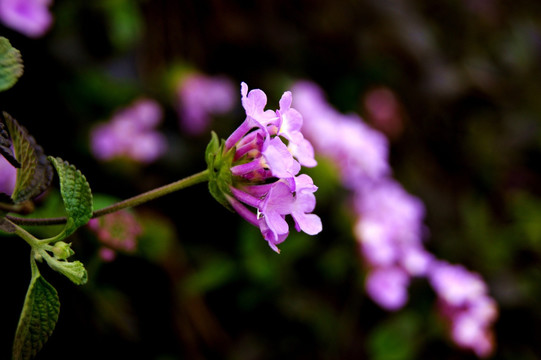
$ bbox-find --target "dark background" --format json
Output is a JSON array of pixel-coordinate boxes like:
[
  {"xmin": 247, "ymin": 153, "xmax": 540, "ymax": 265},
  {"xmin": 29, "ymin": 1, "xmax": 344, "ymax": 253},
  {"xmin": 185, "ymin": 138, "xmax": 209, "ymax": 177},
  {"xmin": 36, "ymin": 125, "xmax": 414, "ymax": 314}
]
[{"xmin": 2, "ymin": 0, "xmax": 541, "ymax": 359}]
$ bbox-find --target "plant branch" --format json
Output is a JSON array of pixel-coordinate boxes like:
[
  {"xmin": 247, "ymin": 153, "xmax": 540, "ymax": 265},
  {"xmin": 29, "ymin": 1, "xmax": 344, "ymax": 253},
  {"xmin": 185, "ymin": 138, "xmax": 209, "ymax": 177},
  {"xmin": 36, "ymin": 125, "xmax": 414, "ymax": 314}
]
[{"xmin": 6, "ymin": 169, "xmax": 209, "ymax": 226}]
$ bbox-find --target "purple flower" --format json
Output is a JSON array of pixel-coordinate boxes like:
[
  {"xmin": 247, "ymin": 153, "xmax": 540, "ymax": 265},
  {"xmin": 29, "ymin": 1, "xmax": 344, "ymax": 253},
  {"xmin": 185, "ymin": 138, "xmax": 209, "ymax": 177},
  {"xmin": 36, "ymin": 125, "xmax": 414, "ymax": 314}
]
[
  {"xmin": 261, "ymin": 136, "xmax": 301, "ymax": 178},
  {"xmin": 290, "ymin": 174, "xmax": 321, "ymax": 235},
  {"xmin": 208, "ymin": 82, "xmax": 321, "ymax": 253},
  {"xmin": 90, "ymin": 98, "xmax": 167, "ymax": 164},
  {"xmin": 257, "ymin": 181, "xmax": 294, "ymax": 249},
  {"xmin": 177, "ymin": 73, "xmax": 236, "ymax": 135},
  {"xmin": 240, "ymin": 82, "xmax": 278, "ymax": 127},
  {"xmin": 0, "ymin": 154, "xmax": 16, "ymax": 195},
  {"xmin": 0, "ymin": 0, "xmax": 53, "ymax": 38}
]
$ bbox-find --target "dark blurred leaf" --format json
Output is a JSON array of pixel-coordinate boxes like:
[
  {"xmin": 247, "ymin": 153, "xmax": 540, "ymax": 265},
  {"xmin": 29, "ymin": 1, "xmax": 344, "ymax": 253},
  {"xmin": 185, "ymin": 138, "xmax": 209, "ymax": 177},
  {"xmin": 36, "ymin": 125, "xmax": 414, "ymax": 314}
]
[
  {"xmin": 0, "ymin": 36, "xmax": 23, "ymax": 92},
  {"xmin": 183, "ymin": 255, "xmax": 236, "ymax": 294},
  {"xmin": 368, "ymin": 311, "xmax": 422, "ymax": 360},
  {"xmin": 136, "ymin": 211, "xmax": 178, "ymax": 263},
  {"xmin": 101, "ymin": 0, "xmax": 143, "ymax": 51},
  {"xmin": 0, "ymin": 120, "xmax": 19, "ymax": 167},
  {"xmin": 3, "ymin": 113, "xmax": 53, "ymax": 204}
]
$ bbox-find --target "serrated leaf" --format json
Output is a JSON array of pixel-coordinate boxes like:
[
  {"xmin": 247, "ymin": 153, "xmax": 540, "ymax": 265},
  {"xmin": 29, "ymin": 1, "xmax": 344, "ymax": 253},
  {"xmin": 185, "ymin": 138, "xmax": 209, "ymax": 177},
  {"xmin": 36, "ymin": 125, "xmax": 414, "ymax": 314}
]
[
  {"xmin": 0, "ymin": 37, "xmax": 23, "ymax": 92},
  {"xmin": 3, "ymin": 113, "xmax": 53, "ymax": 204},
  {"xmin": 0, "ymin": 120, "xmax": 20, "ymax": 167},
  {"xmin": 13, "ymin": 257, "xmax": 60, "ymax": 360},
  {"xmin": 48, "ymin": 157, "xmax": 93, "ymax": 237}
]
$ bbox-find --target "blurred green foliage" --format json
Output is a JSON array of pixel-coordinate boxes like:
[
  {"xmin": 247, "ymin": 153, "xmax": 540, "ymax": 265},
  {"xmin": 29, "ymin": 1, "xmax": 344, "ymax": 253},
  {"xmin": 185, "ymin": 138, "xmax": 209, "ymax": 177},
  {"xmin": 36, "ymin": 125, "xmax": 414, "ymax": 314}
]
[{"xmin": 2, "ymin": 0, "xmax": 541, "ymax": 359}]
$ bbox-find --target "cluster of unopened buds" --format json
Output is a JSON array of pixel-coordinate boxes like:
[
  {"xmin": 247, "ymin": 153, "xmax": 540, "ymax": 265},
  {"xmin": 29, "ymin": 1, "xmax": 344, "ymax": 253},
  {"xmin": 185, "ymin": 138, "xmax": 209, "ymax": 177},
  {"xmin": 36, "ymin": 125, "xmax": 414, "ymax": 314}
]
[{"xmin": 206, "ymin": 82, "xmax": 322, "ymax": 253}]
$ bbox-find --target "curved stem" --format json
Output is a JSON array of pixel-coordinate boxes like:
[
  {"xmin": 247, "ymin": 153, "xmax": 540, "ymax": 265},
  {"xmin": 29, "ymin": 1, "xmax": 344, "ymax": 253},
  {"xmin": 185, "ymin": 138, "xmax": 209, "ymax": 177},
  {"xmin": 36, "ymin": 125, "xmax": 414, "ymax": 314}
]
[
  {"xmin": 7, "ymin": 169, "xmax": 209, "ymax": 226},
  {"xmin": 11, "ymin": 219, "xmax": 40, "ymax": 247}
]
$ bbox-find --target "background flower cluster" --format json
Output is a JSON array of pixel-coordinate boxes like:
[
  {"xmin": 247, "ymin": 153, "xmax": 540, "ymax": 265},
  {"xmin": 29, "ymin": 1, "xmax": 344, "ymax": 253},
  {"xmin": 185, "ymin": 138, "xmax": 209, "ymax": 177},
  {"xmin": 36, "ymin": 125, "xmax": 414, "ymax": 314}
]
[{"xmin": 2, "ymin": 1, "xmax": 541, "ymax": 359}]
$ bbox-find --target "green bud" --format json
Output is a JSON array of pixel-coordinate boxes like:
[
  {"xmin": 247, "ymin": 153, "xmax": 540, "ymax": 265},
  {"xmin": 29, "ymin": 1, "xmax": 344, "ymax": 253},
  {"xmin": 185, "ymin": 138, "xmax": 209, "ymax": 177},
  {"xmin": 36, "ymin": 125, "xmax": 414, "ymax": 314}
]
[
  {"xmin": 34, "ymin": 251, "xmax": 43, "ymax": 262},
  {"xmin": 51, "ymin": 241, "xmax": 74, "ymax": 260}
]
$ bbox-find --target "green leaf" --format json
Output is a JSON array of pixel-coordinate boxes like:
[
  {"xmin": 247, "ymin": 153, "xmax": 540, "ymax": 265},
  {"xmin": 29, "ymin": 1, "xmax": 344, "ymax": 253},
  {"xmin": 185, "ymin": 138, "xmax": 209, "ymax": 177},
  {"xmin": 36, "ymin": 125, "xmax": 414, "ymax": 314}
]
[
  {"xmin": 13, "ymin": 256, "xmax": 60, "ymax": 360},
  {"xmin": 3, "ymin": 113, "xmax": 53, "ymax": 204},
  {"xmin": 44, "ymin": 256, "xmax": 88, "ymax": 285},
  {"xmin": 0, "ymin": 37, "xmax": 23, "ymax": 92},
  {"xmin": 48, "ymin": 156, "xmax": 93, "ymax": 237}
]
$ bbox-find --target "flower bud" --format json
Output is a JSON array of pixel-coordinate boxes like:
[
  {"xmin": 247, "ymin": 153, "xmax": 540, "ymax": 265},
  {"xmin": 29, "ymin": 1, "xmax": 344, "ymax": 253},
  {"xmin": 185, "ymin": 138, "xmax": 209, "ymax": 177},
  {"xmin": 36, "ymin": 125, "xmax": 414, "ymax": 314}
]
[{"xmin": 51, "ymin": 241, "xmax": 74, "ymax": 260}]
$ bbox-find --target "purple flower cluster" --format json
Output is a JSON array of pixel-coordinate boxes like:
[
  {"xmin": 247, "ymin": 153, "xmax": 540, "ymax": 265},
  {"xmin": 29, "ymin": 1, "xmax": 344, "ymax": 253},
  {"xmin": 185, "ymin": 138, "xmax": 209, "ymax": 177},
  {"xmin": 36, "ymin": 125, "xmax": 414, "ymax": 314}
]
[
  {"xmin": 355, "ymin": 179, "xmax": 432, "ymax": 309},
  {"xmin": 291, "ymin": 80, "xmax": 497, "ymax": 357},
  {"xmin": 0, "ymin": 154, "xmax": 16, "ymax": 195},
  {"xmin": 216, "ymin": 82, "xmax": 321, "ymax": 253},
  {"xmin": 90, "ymin": 98, "xmax": 167, "ymax": 164},
  {"xmin": 177, "ymin": 73, "xmax": 236, "ymax": 135},
  {"xmin": 429, "ymin": 260, "xmax": 498, "ymax": 357},
  {"xmin": 0, "ymin": 0, "xmax": 53, "ymax": 38},
  {"xmin": 292, "ymin": 81, "xmax": 390, "ymax": 188}
]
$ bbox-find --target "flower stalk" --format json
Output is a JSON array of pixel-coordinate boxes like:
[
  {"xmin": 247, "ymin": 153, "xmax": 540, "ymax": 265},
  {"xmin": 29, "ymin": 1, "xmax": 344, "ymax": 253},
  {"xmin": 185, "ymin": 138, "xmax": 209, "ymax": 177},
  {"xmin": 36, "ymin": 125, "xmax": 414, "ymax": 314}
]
[{"xmin": 6, "ymin": 169, "xmax": 209, "ymax": 226}]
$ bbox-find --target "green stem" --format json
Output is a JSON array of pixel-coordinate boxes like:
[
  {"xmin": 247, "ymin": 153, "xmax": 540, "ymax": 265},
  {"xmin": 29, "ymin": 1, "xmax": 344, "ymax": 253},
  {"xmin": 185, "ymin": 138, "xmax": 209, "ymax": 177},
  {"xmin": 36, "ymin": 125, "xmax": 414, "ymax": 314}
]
[
  {"xmin": 6, "ymin": 169, "xmax": 210, "ymax": 226},
  {"xmin": 11, "ymin": 219, "xmax": 40, "ymax": 247},
  {"xmin": 93, "ymin": 169, "xmax": 209, "ymax": 217}
]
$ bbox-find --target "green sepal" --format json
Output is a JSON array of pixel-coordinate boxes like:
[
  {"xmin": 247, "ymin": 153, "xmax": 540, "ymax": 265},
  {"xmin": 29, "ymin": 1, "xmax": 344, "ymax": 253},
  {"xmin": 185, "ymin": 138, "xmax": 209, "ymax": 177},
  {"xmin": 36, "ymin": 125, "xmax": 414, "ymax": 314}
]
[
  {"xmin": 48, "ymin": 156, "xmax": 93, "ymax": 238},
  {"xmin": 13, "ymin": 254, "xmax": 60, "ymax": 360},
  {"xmin": 0, "ymin": 36, "xmax": 23, "ymax": 92},
  {"xmin": 3, "ymin": 112, "xmax": 53, "ymax": 204},
  {"xmin": 205, "ymin": 131, "xmax": 235, "ymax": 211}
]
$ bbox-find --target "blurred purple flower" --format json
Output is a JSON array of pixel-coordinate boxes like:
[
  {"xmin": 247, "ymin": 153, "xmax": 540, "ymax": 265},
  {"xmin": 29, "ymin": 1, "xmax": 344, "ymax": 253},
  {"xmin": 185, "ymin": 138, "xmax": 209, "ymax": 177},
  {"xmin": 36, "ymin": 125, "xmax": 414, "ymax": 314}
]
[
  {"xmin": 0, "ymin": 154, "xmax": 16, "ymax": 195},
  {"xmin": 292, "ymin": 81, "xmax": 390, "ymax": 188},
  {"xmin": 363, "ymin": 86, "xmax": 405, "ymax": 139},
  {"xmin": 429, "ymin": 260, "xmax": 487, "ymax": 306},
  {"xmin": 90, "ymin": 98, "xmax": 167, "ymax": 164},
  {"xmin": 0, "ymin": 0, "xmax": 53, "ymax": 38},
  {"xmin": 354, "ymin": 179, "xmax": 430, "ymax": 275},
  {"xmin": 429, "ymin": 260, "xmax": 497, "ymax": 357},
  {"xmin": 219, "ymin": 82, "xmax": 321, "ymax": 253},
  {"xmin": 87, "ymin": 210, "xmax": 141, "ymax": 262},
  {"xmin": 365, "ymin": 266, "xmax": 410, "ymax": 311},
  {"xmin": 177, "ymin": 73, "xmax": 235, "ymax": 135},
  {"xmin": 291, "ymin": 79, "xmax": 498, "ymax": 357}
]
